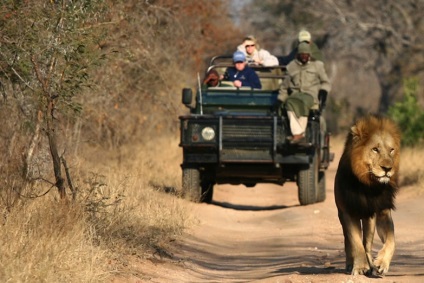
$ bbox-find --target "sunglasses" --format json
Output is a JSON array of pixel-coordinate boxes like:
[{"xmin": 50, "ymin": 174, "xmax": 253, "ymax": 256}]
[{"xmin": 245, "ymin": 44, "xmax": 255, "ymax": 48}]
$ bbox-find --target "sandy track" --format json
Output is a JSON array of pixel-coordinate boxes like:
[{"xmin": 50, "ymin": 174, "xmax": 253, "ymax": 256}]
[{"xmin": 139, "ymin": 149, "xmax": 424, "ymax": 283}]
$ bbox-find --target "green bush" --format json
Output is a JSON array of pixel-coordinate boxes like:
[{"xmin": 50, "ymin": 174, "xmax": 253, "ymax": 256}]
[{"xmin": 388, "ymin": 78, "xmax": 424, "ymax": 147}]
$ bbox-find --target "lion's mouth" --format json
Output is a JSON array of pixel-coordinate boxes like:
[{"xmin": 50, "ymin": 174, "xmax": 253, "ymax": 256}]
[
  {"xmin": 371, "ymin": 171, "xmax": 392, "ymax": 184},
  {"xmin": 378, "ymin": 176, "xmax": 390, "ymax": 184}
]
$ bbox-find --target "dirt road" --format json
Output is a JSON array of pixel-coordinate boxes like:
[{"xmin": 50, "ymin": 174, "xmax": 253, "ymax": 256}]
[{"xmin": 142, "ymin": 146, "xmax": 424, "ymax": 283}]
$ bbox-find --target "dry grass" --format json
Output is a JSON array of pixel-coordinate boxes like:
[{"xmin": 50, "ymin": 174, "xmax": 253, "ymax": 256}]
[
  {"xmin": 399, "ymin": 147, "xmax": 424, "ymax": 188},
  {"xmin": 0, "ymin": 135, "xmax": 191, "ymax": 282},
  {"xmin": 0, "ymin": 199, "xmax": 109, "ymax": 282}
]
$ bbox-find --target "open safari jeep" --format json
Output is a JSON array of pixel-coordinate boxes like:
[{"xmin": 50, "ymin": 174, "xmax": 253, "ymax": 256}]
[{"xmin": 179, "ymin": 55, "xmax": 333, "ymax": 205}]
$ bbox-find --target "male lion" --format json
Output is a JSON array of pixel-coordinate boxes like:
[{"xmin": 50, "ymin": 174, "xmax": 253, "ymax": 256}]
[{"xmin": 335, "ymin": 115, "xmax": 401, "ymax": 276}]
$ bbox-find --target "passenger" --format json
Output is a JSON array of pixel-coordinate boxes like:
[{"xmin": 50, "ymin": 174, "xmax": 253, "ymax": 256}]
[
  {"xmin": 223, "ymin": 51, "xmax": 262, "ymax": 89},
  {"xmin": 203, "ymin": 69, "xmax": 220, "ymax": 87},
  {"xmin": 279, "ymin": 29, "xmax": 324, "ymax": 65},
  {"xmin": 237, "ymin": 35, "xmax": 279, "ymax": 66},
  {"xmin": 278, "ymin": 42, "xmax": 331, "ymax": 143}
]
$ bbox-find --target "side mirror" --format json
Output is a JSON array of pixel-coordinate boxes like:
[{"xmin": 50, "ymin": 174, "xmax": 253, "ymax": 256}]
[{"xmin": 182, "ymin": 88, "xmax": 192, "ymax": 106}]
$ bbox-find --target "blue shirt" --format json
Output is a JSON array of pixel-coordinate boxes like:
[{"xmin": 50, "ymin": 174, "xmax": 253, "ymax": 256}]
[{"xmin": 225, "ymin": 66, "xmax": 262, "ymax": 89}]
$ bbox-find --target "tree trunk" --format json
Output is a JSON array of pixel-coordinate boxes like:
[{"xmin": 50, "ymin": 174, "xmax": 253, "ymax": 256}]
[
  {"xmin": 46, "ymin": 100, "xmax": 66, "ymax": 199},
  {"xmin": 24, "ymin": 110, "xmax": 42, "ymax": 179},
  {"xmin": 377, "ymin": 73, "xmax": 402, "ymax": 113},
  {"xmin": 47, "ymin": 130, "xmax": 66, "ymax": 199}
]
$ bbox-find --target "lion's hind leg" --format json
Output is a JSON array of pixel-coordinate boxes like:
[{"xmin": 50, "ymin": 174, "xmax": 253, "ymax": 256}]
[
  {"xmin": 338, "ymin": 211, "xmax": 371, "ymax": 275},
  {"xmin": 373, "ymin": 209, "xmax": 395, "ymax": 275}
]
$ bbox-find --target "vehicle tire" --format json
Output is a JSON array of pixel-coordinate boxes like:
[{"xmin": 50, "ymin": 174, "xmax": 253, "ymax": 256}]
[
  {"xmin": 316, "ymin": 171, "xmax": 326, "ymax": 203},
  {"xmin": 182, "ymin": 167, "xmax": 202, "ymax": 202},
  {"xmin": 244, "ymin": 183, "xmax": 256, "ymax": 188},
  {"xmin": 297, "ymin": 151, "xmax": 319, "ymax": 205},
  {"xmin": 201, "ymin": 181, "xmax": 214, "ymax": 203}
]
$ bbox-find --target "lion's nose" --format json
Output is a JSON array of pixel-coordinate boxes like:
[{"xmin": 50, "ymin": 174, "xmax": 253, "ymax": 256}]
[{"xmin": 381, "ymin": 165, "xmax": 392, "ymax": 174}]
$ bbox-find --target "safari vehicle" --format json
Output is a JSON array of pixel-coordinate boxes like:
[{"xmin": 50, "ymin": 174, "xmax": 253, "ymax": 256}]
[{"xmin": 179, "ymin": 55, "xmax": 333, "ymax": 205}]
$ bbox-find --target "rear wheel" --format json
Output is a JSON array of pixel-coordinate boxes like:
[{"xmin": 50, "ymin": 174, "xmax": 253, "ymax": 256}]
[
  {"xmin": 316, "ymin": 171, "xmax": 326, "ymax": 202},
  {"xmin": 297, "ymin": 151, "xmax": 319, "ymax": 205}
]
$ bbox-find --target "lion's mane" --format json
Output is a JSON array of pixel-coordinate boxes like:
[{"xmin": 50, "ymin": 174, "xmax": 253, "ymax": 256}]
[{"xmin": 335, "ymin": 115, "xmax": 401, "ymax": 219}]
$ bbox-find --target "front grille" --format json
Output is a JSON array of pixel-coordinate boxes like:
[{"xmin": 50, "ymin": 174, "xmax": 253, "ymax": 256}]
[
  {"xmin": 223, "ymin": 122, "xmax": 272, "ymax": 148},
  {"xmin": 221, "ymin": 117, "xmax": 284, "ymax": 149},
  {"xmin": 220, "ymin": 117, "xmax": 284, "ymax": 162}
]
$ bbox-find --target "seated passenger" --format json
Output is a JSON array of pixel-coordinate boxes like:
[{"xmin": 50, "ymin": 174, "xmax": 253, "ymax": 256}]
[
  {"xmin": 277, "ymin": 42, "xmax": 331, "ymax": 143},
  {"xmin": 223, "ymin": 51, "xmax": 262, "ymax": 89},
  {"xmin": 203, "ymin": 69, "xmax": 220, "ymax": 87},
  {"xmin": 237, "ymin": 35, "xmax": 279, "ymax": 66},
  {"xmin": 280, "ymin": 29, "xmax": 324, "ymax": 65}
]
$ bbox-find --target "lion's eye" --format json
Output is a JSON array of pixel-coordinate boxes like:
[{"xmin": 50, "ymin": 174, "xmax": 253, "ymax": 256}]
[
  {"xmin": 390, "ymin": 148, "xmax": 395, "ymax": 155},
  {"xmin": 372, "ymin": 147, "xmax": 379, "ymax": 153}
]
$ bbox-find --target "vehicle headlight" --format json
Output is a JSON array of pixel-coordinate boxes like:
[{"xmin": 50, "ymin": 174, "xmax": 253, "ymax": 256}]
[{"xmin": 201, "ymin": 127, "xmax": 215, "ymax": 141}]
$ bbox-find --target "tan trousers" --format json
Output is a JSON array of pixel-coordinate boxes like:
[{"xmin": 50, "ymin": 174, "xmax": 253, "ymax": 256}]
[{"xmin": 287, "ymin": 111, "xmax": 308, "ymax": 135}]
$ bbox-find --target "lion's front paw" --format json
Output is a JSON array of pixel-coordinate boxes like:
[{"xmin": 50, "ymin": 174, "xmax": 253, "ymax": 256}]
[
  {"xmin": 373, "ymin": 247, "xmax": 393, "ymax": 275},
  {"xmin": 351, "ymin": 266, "xmax": 371, "ymax": 276},
  {"xmin": 373, "ymin": 258, "xmax": 391, "ymax": 275},
  {"xmin": 350, "ymin": 262, "xmax": 371, "ymax": 276}
]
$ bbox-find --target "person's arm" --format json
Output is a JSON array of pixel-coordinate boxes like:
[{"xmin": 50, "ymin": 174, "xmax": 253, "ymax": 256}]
[
  {"xmin": 278, "ymin": 75, "xmax": 290, "ymax": 102},
  {"xmin": 237, "ymin": 44, "xmax": 246, "ymax": 53},
  {"xmin": 317, "ymin": 62, "xmax": 331, "ymax": 110},
  {"xmin": 317, "ymin": 62, "xmax": 331, "ymax": 93},
  {"xmin": 279, "ymin": 48, "xmax": 297, "ymax": 66},
  {"xmin": 259, "ymin": 49, "xmax": 279, "ymax": 66}
]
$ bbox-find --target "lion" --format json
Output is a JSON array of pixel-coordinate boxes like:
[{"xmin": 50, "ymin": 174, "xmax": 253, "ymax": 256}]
[{"xmin": 334, "ymin": 115, "xmax": 401, "ymax": 276}]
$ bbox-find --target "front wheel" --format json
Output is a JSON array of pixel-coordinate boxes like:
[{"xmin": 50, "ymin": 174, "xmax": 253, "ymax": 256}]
[
  {"xmin": 182, "ymin": 167, "xmax": 202, "ymax": 202},
  {"xmin": 201, "ymin": 181, "xmax": 214, "ymax": 203},
  {"xmin": 182, "ymin": 167, "xmax": 214, "ymax": 203}
]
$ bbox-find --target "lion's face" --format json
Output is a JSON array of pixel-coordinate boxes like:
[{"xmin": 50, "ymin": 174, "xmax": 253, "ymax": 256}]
[
  {"xmin": 363, "ymin": 131, "xmax": 398, "ymax": 184},
  {"xmin": 350, "ymin": 116, "xmax": 401, "ymax": 186}
]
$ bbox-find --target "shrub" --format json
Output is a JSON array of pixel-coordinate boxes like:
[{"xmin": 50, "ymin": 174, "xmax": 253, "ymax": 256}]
[{"xmin": 388, "ymin": 78, "xmax": 424, "ymax": 147}]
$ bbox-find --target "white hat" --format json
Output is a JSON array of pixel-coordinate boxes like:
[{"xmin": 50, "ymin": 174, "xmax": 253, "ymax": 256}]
[{"xmin": 298, "ymin": 30, "xmax": 311, "ymax": 42}]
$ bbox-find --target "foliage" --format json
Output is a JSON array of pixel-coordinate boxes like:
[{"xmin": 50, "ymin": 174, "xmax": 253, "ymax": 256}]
[
  {"xmin": 0, "ymin": 0, "xmax": 109, "ymax": 198},
  {"xmin": 388, "ymin": 78, "xmax": 424, "ymax": 147},
  {"xmin": 0, "ymin": 0, "xmax": 107, "ymax": 115}
]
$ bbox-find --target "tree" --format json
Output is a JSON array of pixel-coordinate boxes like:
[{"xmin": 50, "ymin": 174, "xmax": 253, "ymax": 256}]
[
  {"xmin": 243, "ymin": 0, "xmax": 424, "ymax": 113},
  {"xmin": 0, "ymin": 0, "xmax": 108, "ymax": 199}
]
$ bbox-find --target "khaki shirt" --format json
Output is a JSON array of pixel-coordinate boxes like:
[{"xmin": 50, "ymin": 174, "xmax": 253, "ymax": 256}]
[{"xmin": 278, "ymin": 59, "xmax": 331, "ymax": 103}]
